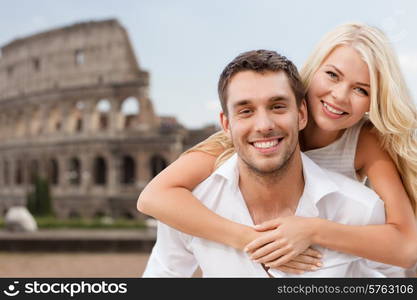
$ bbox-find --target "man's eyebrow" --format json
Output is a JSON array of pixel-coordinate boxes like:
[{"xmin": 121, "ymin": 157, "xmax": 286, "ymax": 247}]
[
  {"xmin": 269, "ymin": 96, "xmax": 290, "ymax": 102},
  {"xmin": 232, "ymin": 100, "xmax": 251, "ymax": 109},
  {"xmin": 325, "ymin": 64, "xmax": 370, "ymax": 87},
  {"xmin": 232, "ymin": 96, "xmax": 290, "ymax": 109}
]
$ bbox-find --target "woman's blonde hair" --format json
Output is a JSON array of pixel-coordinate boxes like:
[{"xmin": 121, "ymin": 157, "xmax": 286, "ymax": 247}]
[{"xmin": 185, "ymin": 23, "xmax": 417, "ymax": 215}]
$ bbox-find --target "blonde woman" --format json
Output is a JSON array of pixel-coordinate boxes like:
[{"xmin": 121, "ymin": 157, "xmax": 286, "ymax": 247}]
[{"xmin": 137, "ymin": 23, "xmax": 417, "ymax": 274}]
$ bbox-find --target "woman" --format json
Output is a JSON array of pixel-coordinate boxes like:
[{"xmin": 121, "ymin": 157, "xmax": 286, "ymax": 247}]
[{"xmin": 137, "ymin": 23, "xmax": 417, "ymax": 275}]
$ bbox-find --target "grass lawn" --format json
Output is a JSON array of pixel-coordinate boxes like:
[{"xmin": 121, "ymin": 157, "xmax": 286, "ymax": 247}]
[{"xmin": 0, "ymin": 216, "xmax": 147, "ymax": 229}]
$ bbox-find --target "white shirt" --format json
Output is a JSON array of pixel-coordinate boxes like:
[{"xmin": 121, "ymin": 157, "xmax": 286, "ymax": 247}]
[{"xmin": 143, "ymin": 153, "xmax": 404, "ymax": 277}]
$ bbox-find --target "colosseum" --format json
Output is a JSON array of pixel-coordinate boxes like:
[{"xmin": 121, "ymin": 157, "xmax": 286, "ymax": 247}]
[{"xmin": 0, "ymin": 19, "xmax": 216, "ymax": 219}]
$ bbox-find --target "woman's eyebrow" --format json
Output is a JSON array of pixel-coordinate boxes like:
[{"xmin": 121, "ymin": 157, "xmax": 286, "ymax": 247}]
[{"xmin": 326, "ymin": 64, "xmax": 370, "ymax": 87}]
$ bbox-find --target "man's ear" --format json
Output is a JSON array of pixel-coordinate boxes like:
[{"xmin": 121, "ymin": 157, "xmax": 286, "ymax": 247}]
[
  {"xmin": 220, "ymin": 111, "xmax": 231, "ymax": 137},
  {"xmin": 298, "ymin": 99, "xmax": 308, "ymax": 131}
]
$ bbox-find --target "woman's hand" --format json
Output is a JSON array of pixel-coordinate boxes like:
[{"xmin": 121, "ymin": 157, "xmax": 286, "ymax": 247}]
[
  {"xmin": 244, "ymin": 216, "xmax": 318, "ymax": 268},
  {"xmin": 271, "ymin": 247, "xmax": 322, "ymax": 274}
]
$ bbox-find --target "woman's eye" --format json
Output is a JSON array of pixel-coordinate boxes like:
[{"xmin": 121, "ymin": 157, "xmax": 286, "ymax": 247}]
[
  {"xmin": 326, "ymin": 71, "xmax": 338, "ymax": 80},
  {"xmin": 354, "ymin": 87, "xmax": 369, "ymax": 96}
]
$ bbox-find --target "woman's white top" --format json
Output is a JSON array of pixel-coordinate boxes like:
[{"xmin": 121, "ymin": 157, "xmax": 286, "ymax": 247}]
[{"xmin": 304, "ymin": 118, "xmax": 367, "ymax": 182}]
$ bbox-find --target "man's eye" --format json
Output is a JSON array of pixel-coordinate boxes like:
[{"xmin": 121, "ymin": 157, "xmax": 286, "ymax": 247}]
[
  {"xmin": 326, "ymin": 71, "xmax": 338, "ymax": 80},
  {"xmin": 239, "ymin": 109, "xmax": 252, "ymax": 114},
  {"xmin": 272, "ymin": 105, "xmax": 285, "ymax": 110}
]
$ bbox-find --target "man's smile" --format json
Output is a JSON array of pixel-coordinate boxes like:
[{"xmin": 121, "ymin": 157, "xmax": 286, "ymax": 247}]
[{"xmin": 249, "ymin": 137, "xmax": 284, "ymax": 154}]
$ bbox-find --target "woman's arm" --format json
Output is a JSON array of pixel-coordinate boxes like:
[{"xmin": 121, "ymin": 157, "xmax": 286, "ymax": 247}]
[
  {"xmin": 315, "ymin": 125, "xmax": 417, "ymax": 268},
  {"xmin": 138, "ymin": 150, "xmax": 323, "ymax": 273},
  {"xmin": 137, "ymin": 151, "xmax": 257, "ymax": 250},
  {"xmin": 247, "ymin": 126, "xmax": 417, "ymax": 268}
]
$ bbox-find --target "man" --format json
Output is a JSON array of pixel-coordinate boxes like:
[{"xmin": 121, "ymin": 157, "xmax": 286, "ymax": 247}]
[{"xmin": 143, "ymin": 50, "xmax": 401, "ymax": 277}]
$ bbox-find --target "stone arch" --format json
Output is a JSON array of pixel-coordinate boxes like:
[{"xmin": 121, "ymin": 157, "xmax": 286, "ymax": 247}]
[
  {"xmin": 29, "ymin": 159, "xmax": 39, "ymax": 184},
  {"xmin": 68, "ymin": 157, "xmax": 81, "ymax": 185},
  {"xmin": 68, "ymin": 210, "xmax": 80, "ymax": 219},
  {"xmin": 48, "ymin": 159, "xmax": 59, "ymax": 186},
  {"xmin": 92, "ymin": 99, "xmax": 111, "ymax": 131},
  {"xmin": 15, "ymin": 159, "xmax": 23, "ymax": 185},
  {"xmin": 3, "ymin": 159, "xmax": 9, "ymax": 185},
  {"xmin": 0, "ymin": 115, "xmax": 5, "ymax": 139},
  {"xmin": 122, "ymin": 210, "xmax": 135, "ymax": 219},
  {"xmin": 121, "ymin": 155, "xmax": 136, "ymax": 184},
  {"xmin": 29, "ymin": 107, "xmax": 42, "ymax": 136},
  {"xmin": 68, "ymin": 101, "xmax": 84, "ymax": 134},
  {"xmin": 150, "ymin": 154, "xmax": 168, "ymax": 178},
  {"xmin": 47, "ymin": 106, "xmax": 62, "ymax": 133},
  {"xmin": 16, "ymin": 112, "xmax": 26, "ymax": 138},
  {"xmin": 93, "ymin": 156, "xmax": 107, "ymax": 185},
  {"xmin": 94, "ymin": 210, "xmax": 107, "ymax": 218},
  {"xmin": 121, "ymin": 96, "xmax": 140, "ymax": 129},
  {"xmin": 74, "ymin": 49, "xmax": 85, "ymax": 65}
]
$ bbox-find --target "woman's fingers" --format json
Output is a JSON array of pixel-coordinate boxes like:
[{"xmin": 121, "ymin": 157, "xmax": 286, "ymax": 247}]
[
  {"xmin": 251, "ymin": 242, "xmax": 290, "ymax": 263},
  {"xmin": 249, "ymin": 239, "xmax": 286, "ymax": 260},
  {"xmin": 254, "ymin": 218, "xmax": 282, "ymax": 232},
  {"xmin": 264, "ymin": 251, "xmax": 298, "ymax": 268},
  {"xmin": 244, "ymin": 232, "xmax": 279, "ymax": 253},
  {"xmin": 256, "ymin": 246, "xmax": 294, "ymax": 265}
]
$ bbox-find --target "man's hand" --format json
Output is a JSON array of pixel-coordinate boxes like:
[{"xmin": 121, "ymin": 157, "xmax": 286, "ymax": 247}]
[{"xmin": 271, "ymin": 247, "xmax": 322, "ymax": 274}]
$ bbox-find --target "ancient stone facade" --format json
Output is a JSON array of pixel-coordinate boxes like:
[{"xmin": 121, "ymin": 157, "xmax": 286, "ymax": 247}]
[{"xmin": 0, "ymin": 19, "xmax": 216, "ymax": 219}]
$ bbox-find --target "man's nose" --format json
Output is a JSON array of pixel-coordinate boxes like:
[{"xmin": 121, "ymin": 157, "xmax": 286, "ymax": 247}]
[{"xmin": 254, "ymin": 110, "xmax": 274, "ymax": 134}]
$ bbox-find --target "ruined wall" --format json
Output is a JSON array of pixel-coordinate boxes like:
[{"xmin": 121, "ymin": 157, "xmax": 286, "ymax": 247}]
[{"xmin": 0, "ymin": 19, "xmax": 214, "ymax": 219}]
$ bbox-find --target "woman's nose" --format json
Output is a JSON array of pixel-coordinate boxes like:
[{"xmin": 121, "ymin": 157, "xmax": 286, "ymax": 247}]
[{"xmin": 331, "ymin": 83, "xmax": 350, "ymax": 104}]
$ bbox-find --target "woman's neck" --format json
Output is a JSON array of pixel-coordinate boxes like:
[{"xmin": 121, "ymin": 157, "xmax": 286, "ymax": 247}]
[{"xmin": 300, "ymin": 119, "xmax": 345, "ymax": 151}]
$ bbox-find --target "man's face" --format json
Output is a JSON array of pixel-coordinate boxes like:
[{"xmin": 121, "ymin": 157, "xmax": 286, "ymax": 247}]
[{"xmin": 221, "ymin": 70, "xmax": 307, "ymax": 175}]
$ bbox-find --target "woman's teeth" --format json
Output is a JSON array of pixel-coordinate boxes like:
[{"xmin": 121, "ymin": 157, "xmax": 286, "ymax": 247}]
[{"xmin": 323, "ymin": 102, "xmax": 345, "ymax": 115}]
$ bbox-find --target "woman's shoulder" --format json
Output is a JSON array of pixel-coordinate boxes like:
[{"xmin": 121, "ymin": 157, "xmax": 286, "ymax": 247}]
[
  {"xmin": 358, "ymin": 120, "xmax": 380, "ymax": 145},
  {"xmin": 356, "ymin": 120, "xmax": 384, "ymax": 170}
]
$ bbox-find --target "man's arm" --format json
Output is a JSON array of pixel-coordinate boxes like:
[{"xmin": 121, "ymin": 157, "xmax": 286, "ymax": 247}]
[{"xmin": 142, "ymin": 221, "xmax": 198, "ymax": 277}]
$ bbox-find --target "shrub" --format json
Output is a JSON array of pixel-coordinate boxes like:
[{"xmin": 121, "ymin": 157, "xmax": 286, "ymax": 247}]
[{"xmin": 27, "ymin": 176, "xmax": 53, "ymax": 217}]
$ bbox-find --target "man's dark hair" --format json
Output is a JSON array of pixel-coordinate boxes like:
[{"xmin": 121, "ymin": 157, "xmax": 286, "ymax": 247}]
[{"xmin": 218, "ymin": 50, "xmax": 305, "ymax": 115}]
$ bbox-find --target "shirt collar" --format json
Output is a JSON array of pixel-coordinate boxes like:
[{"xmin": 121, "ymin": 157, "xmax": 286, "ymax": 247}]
[
  {"xmin": 212, "ymin": 153, "xmax": 240, "ymax": 189},
  {"xmin": 299, "ymin": 152, "xmax": 339, "ymax": 205},
  {"xmin": 212, "ymin": 152, "xmax": 339, "ymax": 210}
]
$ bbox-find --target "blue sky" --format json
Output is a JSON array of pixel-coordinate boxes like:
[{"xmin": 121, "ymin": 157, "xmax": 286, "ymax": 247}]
[{"xmin": 1, "ymin": 0, "xmax": 416, "ymax": 128}]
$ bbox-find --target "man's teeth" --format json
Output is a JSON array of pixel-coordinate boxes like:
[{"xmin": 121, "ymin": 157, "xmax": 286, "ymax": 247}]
[
  {"xmin": 323, "ymin": 102, "xmax": 344, "ymax": 115},
  {"xmin": 253, "ymin": 140, "xmax": 278, "ymax": 149}
]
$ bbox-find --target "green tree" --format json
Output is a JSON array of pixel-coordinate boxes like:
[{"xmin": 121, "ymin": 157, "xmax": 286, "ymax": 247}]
[{"xmin": 27, "ymin": 176, "xmax": 53, "ymax": 216}]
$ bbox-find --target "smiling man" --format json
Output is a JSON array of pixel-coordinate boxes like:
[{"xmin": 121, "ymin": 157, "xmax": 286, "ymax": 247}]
[{"xmin": 143, "ymin": 50, "xmax": 401, "ymax": 277}]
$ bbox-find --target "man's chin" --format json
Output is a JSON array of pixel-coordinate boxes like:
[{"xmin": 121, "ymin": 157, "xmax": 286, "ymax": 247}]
[{"xmin": 244, "ymin": 160, "xmax": 282, "ymax": 175}]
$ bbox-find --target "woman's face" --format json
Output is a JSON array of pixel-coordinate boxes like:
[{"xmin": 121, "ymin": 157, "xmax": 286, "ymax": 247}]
[{"xmin": 306, "ymin": 45, "xmax": 371, "ymax": 132}]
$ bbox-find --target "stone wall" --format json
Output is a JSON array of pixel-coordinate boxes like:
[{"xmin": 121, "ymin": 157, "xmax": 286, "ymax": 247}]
[{"xmin": 0, "ymin": 19, "xmax": 216, "ymax": 219}]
